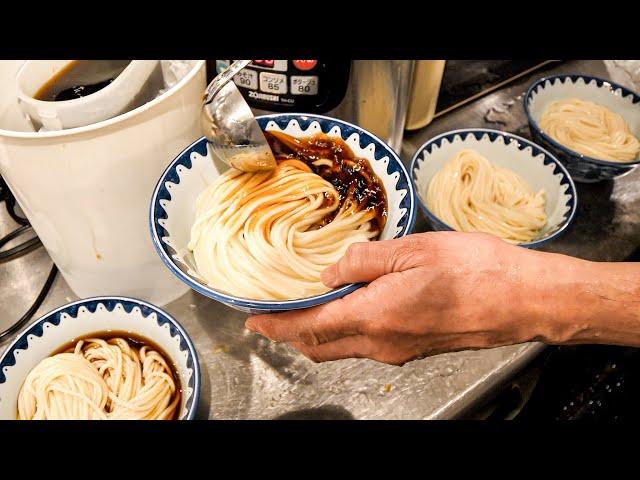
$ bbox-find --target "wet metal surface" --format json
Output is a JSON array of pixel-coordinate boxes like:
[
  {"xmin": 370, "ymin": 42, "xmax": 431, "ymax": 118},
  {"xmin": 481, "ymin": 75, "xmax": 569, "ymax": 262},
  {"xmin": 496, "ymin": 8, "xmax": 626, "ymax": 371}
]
[{"xmin": 2, "ymin": 60, "xmax": 638, "ymax": 419}]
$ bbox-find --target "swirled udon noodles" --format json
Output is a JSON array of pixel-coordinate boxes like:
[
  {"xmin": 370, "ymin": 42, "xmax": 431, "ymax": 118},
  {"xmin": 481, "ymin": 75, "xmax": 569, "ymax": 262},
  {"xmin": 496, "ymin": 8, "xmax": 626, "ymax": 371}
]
[
  {"xmin": 188, "ymin": 159, "xmax": 380, "ymax": 300},
  {"xmin": 539, "ymin": 98, "xmax": 640, "ymax": 162},
  {"xmin": 424, "ymin": 149, "xmax": 547, "ymax": 244},
  {"xmin": 17, "ymin": 338, "xmax": 180, "ymax": 420}
]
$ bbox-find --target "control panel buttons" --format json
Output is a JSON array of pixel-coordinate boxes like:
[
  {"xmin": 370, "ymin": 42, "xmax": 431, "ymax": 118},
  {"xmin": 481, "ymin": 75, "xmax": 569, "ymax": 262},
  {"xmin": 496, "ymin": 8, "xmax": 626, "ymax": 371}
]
[
  {"xmin": 252, "ymin": 60, "xmax": 274, "ymax": 68},
  {"xmin": 212, "ymin": 59, "xmax": 350, "ymax": 114},
  {"xmin": 233, "ymin": 69, "xmax": 258, "ymax": 90},
  {"xmin": 291, "ymin": 75, "xmax": 319, "ymax": 95},
  {"xmin": 259, "ymin": 72, "xmax": 288, "ymax": 94},
  {"xmin": 252, "ymin": 60, "xmax": 288, "ymax": 72},
  {"xmin": 293, "ymin": 60, "xmax": 317, "ymax": 71}
]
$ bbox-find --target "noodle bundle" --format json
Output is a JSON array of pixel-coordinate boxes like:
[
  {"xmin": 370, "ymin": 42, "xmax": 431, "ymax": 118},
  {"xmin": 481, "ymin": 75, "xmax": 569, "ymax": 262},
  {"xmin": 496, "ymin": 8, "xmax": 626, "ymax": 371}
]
[
  {"xmin": 539, "ymin": 98, "xmax": 640, "ymax": 162},
  {"xmin": 425, "ymin": 149, "xmax": 547, "ymax": 244},
  {"xmin": 17, "ymin": 338, "xmax": 179, "ymax": 420},
  {"xmin": 189, "ymin": 158, "xmax": 380, "ymax": 300}
]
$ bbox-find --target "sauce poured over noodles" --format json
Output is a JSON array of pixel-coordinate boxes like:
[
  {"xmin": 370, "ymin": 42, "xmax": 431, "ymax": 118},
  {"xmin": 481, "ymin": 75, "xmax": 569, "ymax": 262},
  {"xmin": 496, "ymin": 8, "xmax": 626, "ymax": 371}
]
[
  {"xmin": 264, "ymin": 131, "xmax": 387, "ymax": 234},
  {"xmin": 188, "ymin": 131, "xmax": 387, "ymax": 300}
]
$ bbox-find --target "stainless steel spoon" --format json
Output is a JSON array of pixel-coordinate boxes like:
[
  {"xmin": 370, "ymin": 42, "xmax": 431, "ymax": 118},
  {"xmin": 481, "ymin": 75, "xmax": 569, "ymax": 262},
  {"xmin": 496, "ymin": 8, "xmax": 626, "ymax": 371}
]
[{"xmin": 201, "ymin": 60, "xmax": 277, "ymax": 172}]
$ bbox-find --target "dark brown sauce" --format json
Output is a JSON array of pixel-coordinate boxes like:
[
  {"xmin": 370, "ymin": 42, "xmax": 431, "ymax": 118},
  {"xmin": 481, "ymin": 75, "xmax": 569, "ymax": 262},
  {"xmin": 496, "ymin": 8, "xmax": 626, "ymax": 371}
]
[
  {"xmin": 52, "ymin": 330, "xmax": 181, "ymax": 420},
  {"xmin": 34, "ymin": 60, "xmax": 131, "ymax": 102},
  {"xmin": 264, "ymin": 131, "xmax": 388, "ymax": 235},
  {"xmin": 52, "ymin": 79, "xmax": 115, "ymax": 101}
]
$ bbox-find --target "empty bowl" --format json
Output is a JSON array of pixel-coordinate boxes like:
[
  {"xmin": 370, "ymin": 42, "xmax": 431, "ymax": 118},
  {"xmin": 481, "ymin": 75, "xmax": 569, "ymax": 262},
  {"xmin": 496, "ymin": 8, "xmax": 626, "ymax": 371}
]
[
  {"xmin": 410, "ymin": 128, "xmax": 578, "ymax": 249},
  {"xmin": 149, "ymin": 113, "xmax": 416, "ymax": 313},
  {"xmin": 525, "ymin": 74, "xmax": 640, "ymax": 182}
]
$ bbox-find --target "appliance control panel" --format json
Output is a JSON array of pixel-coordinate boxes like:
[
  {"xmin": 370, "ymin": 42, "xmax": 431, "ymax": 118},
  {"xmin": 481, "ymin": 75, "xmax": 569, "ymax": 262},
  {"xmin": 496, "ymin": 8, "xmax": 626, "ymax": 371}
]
[{"xmin": 215, "ymin": 60, "xmax": 351, "ymax": 114}]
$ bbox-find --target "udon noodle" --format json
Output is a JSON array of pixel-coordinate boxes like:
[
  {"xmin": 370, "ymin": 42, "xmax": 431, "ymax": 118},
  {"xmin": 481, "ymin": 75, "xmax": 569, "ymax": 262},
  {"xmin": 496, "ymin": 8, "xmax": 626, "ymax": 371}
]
[
  {"xmin": 539, "ymin": 98, "xmax": 640, "ymax": 162},
  {"xmin": 189, "ymin": 131, "xmax": 387, "ymax": 300},
  {"xmin": 17, "ymin": 337, "xmax": 180, "ymax": 420},
  {"xmin": 425, "ymin": 149, "xmax": 547, "ymax": 244}
]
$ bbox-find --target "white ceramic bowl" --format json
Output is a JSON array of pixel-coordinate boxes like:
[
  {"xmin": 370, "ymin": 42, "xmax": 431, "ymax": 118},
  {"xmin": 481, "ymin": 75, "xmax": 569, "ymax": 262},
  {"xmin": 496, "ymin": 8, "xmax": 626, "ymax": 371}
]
[
  {"xmin": 150, "ymin": 113, "xmax": 416, "ymax": 314},
  {"xmin": 0, "ymin": 296, "xmax": 200, "ymax": 420},
  {"xmin": 525, "ymin": 74, "xmax": 640, "ymax": 182},
  {"xmin": 411, "ymin": 128, "xmax": 578, "ymax": 248}
]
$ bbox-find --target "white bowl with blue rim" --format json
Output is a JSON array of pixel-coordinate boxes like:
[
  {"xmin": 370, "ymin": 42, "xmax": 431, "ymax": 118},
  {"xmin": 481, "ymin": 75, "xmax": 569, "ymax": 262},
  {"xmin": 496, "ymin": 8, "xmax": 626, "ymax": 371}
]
[
  {"xmin": 0, "ymin": 296, "xmax": 200, "ymax": 420},
  {"xmin": 149, "ymin": 113, "xmax": 416, "ymax": 314},
  {"xmin": 410, "ymin": 128, "xmax": 578, "ymax": 249},
  {"xmin": 525, "ymin": 74, "xmax": 640, "ymax": 183}
]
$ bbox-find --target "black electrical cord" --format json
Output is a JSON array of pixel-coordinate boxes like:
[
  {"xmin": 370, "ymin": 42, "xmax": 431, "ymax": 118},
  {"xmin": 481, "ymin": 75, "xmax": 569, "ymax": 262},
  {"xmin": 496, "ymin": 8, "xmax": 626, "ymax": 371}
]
[
  {"xmin": 4, "ymin": 195, "xmax": 29, "ymax": 226},
  {"xmin": 0, "ymin": 174, "xmax": 56, "ymax": 342},
  {"xmin": 1, "ymin": 175, "xmax": 30, "ymax": 226},
  {"xmin": 0, "ymin": 175, "xmax": 42, "ymax": 262},
  {"xmin": 0, "ymin": 224, "xmax": 41, "ymax": 263},
  {"xmin": 0, "ymin": 175, "xmax": 10, "ymax": 204},
  {"xmin": 0, "ymin": 263, "xmax": 57, "ymax": 343}
]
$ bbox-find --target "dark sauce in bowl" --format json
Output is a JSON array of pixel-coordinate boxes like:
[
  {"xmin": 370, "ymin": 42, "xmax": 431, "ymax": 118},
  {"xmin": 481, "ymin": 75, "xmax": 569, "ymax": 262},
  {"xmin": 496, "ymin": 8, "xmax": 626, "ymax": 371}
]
[
  {"xmin": 264, "ymin": 130, "xmax": 388, "ymax": 235},
  {"xmin": 51, "ymin": 330, "xmax": 182, "ymax": 420}
]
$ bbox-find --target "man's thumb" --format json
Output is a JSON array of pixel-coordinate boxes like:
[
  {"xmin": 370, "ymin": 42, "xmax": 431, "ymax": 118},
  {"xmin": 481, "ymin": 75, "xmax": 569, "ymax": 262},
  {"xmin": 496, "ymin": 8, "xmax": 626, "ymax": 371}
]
[{"xmin": 321, "ymin": 236, "xmax": 423, "ymax": 288}]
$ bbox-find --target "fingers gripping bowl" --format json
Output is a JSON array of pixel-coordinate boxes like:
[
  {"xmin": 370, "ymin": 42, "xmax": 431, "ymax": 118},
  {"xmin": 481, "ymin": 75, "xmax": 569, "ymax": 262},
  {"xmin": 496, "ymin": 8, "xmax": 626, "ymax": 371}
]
[
  {"xmin": 150, "ymin": 114, "xmax": 416, "ymax": 313},
  {"xmin": 410, "ymin": 129, "xmax": 578, "ymax": 249}
]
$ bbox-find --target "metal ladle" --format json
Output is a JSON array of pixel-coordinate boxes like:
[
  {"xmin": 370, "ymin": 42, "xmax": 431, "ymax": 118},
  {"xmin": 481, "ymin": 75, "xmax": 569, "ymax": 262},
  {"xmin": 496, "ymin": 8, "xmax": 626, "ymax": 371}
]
[{"xmin": 201, "ymin": 60, "xmax": 277, "ymax": 172}]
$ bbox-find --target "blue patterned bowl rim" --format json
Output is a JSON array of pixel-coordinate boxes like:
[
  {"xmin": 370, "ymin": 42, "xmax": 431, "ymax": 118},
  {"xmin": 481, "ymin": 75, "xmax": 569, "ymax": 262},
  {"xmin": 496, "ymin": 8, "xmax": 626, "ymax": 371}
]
[
  {"xmin": 149, "ymin": 113, "xmax": 417, "ymax": 310},
  {"xmin": 409, "ymin": 128, "xmax": 578, "ymax": 249},
  {"xmin": 0, "ymin": 296, "xmax": 201, "ymax": 420},
  {"xmin": 524, "ymin": 74, "xmax": 640, "ymax": 167}
]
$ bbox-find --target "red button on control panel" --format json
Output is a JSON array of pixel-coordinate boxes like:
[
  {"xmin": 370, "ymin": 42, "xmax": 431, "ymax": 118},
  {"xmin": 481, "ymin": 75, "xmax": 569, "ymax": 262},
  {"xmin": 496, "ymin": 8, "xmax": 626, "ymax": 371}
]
[
  {"xmin": 253, "ymin": 60, "xmax": 275, "ymax": 68},
  {"xmin": 293, "ymin": 60, "xmax": 317, "ymax": 71}
]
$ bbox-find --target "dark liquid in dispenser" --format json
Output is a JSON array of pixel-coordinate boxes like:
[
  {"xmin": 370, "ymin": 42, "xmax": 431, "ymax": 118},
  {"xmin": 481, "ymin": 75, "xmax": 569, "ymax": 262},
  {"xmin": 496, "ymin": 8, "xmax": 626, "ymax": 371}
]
[{"xmin": 34, "ymin": 60, "xmax": 131, "ymax": 101}]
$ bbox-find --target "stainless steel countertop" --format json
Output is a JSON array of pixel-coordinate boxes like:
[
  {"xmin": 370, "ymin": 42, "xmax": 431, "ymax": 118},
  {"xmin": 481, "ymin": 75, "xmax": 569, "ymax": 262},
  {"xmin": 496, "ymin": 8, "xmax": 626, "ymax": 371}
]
[{"xmin": 2, "ymin": 59, "xmax": 638, "ymax": 419}]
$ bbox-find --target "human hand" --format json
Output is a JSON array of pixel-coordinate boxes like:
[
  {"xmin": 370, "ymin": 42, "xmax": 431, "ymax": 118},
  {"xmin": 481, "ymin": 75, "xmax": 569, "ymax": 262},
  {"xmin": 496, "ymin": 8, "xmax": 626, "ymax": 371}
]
[{"xmin": 245, "ymin": 231, "xmax": 619, "ymax": 365}]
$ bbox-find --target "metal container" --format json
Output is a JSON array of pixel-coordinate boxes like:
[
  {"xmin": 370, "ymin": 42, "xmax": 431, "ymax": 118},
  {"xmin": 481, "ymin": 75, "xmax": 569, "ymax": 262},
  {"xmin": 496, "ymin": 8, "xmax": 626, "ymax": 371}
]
[{"xmin": 208, "ymin": 60, "xmax": 431, "ymax": 152}]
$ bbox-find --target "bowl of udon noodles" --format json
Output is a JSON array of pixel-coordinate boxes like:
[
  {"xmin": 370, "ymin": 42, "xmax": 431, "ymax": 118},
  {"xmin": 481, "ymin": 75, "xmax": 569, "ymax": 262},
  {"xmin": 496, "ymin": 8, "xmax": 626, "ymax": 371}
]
[
  {"xmin": 410, "ymin": 128, "xmax": 577, "ymax": 249},
  {"xmin": 0, "ymin": 296, "xmax": 200, "ymax": 420},
  {"xmin": 525, "ymin": 74, "xmax": 640, "ymax": 182},
  {"xmin": 150, "ymin": 114, "xmax": 416, "ymax": 313}
]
